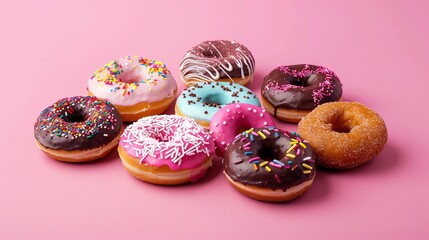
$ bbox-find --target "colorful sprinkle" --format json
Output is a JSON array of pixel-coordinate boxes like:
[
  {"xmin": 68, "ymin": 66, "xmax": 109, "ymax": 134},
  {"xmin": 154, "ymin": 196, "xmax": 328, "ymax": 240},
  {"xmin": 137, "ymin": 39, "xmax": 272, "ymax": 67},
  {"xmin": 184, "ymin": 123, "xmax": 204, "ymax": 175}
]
[
  {"xmin": 302, "ymin": 163, "xmax": 313, "ymax": 170},
  {"xmin": 275, "ymin": 174, "xmax": 281, "ymax": 183},
  {"xmin": 259, "ymin": 161, "xmax": 269, "ymax": 167}
]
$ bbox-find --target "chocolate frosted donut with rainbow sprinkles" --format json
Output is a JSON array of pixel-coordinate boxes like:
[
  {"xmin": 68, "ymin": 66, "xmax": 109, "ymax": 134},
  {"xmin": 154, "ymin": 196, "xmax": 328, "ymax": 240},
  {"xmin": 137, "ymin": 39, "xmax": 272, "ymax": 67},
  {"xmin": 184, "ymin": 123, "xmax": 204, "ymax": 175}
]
[
  {"xmin": 224, "ymin": 127, "xmax": 316, "ymax": 202},
  {"xmin": 34, "ymin": 96, "xmax": 123, "ymax": 162},
  {"xmin": 261, "ymin": 64, "xmax": 342, "ymax": 123}
]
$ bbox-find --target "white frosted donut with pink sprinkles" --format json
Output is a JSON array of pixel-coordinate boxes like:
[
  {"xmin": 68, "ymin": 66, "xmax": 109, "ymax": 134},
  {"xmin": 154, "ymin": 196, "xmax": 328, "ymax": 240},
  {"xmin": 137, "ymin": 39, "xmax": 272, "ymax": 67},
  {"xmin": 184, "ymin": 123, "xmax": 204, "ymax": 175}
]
[
  {"xmin": 118, "ymin": 115, "xmax": 215, "ymax": 185},
  {"xmin": 210, "ymin": 103, "xmax": 275, "ymax": 157}
]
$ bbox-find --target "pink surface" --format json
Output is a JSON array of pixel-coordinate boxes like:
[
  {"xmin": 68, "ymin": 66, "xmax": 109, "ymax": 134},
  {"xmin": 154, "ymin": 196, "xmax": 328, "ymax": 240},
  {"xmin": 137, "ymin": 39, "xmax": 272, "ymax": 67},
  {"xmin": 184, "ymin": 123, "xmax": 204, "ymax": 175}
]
[{"xmin": 1, "ymin": 0, "xmax": 428, "ymax": 239}]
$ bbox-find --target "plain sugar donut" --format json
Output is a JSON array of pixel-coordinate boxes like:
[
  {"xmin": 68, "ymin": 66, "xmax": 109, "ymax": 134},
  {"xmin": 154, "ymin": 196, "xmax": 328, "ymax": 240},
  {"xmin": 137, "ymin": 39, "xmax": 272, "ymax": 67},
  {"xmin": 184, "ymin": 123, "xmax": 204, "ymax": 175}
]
[{"xmin": 298, "ymin": 102, "xmax": 387, "ymax": 169}]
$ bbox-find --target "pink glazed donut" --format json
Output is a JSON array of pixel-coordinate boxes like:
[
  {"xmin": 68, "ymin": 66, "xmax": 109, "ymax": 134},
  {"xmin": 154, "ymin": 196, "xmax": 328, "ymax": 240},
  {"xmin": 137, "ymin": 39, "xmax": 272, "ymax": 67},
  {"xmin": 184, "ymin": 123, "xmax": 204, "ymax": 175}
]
[
  {"xmin": 118, "ymin": 115, "xmax": 215, "ymax": 185},
  {"xmin": 210, "ymin": 103, "xmax": 275, "ymax": 157}
]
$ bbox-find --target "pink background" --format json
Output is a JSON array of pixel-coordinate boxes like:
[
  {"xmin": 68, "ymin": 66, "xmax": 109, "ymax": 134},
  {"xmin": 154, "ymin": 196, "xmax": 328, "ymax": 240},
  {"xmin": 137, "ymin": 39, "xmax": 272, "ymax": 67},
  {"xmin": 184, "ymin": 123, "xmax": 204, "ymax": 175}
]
[{"xmin": 1, "ymin": 0, "xmax": 428, "ymax": 239}]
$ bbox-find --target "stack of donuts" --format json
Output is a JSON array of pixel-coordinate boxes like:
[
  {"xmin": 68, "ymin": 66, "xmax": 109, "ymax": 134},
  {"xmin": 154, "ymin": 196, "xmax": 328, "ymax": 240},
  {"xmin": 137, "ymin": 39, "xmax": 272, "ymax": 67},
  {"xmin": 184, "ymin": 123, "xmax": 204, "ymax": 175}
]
[{"xmin": 34, "ymin": 40, "xmax": 387, "ymax": 202}]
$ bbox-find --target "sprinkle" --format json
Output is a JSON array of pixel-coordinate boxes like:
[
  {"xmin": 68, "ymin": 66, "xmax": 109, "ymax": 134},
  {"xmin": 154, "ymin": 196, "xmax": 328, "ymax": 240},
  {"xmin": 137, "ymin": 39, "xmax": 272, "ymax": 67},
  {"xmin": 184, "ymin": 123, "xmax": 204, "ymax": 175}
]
[
  {"xmin": 265, "ymin": 166, "xmax": 272, "ymax": 172},
  {"xmin": 240, "ymin": 137, "xmax": 247, "ymax": 142},
  {"xmin": 299, "ymin": 142, "xmax": 307, "ymax": 149},
  {"xmin": 275, "ymin": 174, "xmax": 281, "ymax": 183},
  {"xmin": 292, "ymin": 165, "xmax": 298, "ymax": 171},
  {"xmin": 274, "ymin": 132, "xmax": 280, "ymax": 138},
  {"xmin": 303, "ymin": 157, "xmax": 312, "ymax": 161},
  {"xmin": 273, "ymin": 159, "xmax": 285, "ymax": 166},
  {"xmin": 286, "ymin": 153, "xmax": 296, "ymax": 159},
  {"xmin": 296, "ymin": 148, "xmax": 301, "ymax": 155},
  {"xmin": 303, "ymin": 170, "xmax": 312, "ymax": 174},
  {"xmin": 269, "ymin": 162, "xmax": 282, "ymax": 168},
  {"xmin": 244, "ymin": 151, "xmax": 252, "ymax": 155},
  {"xmin": 257, "ymin": 131, "xmax": 267, "ymax": 139},
  {"xmin": 245, "ymin": 128, "xmax": 254, "ymax": 134},
  {"xmin": 287, "ymin": 145, "xmax": 296, "ymax": 154},
  {"xmin": 243, "ymin": 142, "xmax": 251, "ymax": 147},
  {"xmin": 262, "ymin": 129, "xmax": 270, "ymax": 135},
  {"xmin": 251, "ymin": 131, "xmax": 258, "ymax": 136},
  {"xmin": 248, "ymin": 157, "xmax": 260, "ymax": 163},
  {"xmin": 263, "ymin": 121, "xmax": 268, "ymax": 126},
  {"xmin": 250, "ymin": 134, "xmax": 254, "ymax": 141},
  {"xmin": 259, "ymin": 161, "xmax": 269, "ymax": 167},
  {"xmin": 253, "ymin": 164, "xmax": 259, "ymax": 171},
  {"xmin": 302, "ymin": 163, "xmax": 313, "ymax": 170}
]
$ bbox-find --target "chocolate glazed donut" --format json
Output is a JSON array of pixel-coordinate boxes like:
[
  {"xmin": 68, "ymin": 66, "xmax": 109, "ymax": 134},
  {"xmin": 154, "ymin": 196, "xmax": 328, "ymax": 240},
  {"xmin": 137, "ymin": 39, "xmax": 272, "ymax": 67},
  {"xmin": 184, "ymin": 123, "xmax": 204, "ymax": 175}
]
[
  {"xmin": 224, "ymin": 127, "xmax": 316, "ymax": 202},
  {"xmin": 261, "ymin": 64, "xmax": 342, "ymax": 123},
  {"xmin": 34, "ymin": 96, "xmax": 123, "ymax": 151},
  {"xmin": 179, "ymin": 40, "xmax": 255, "ymax": 86}
]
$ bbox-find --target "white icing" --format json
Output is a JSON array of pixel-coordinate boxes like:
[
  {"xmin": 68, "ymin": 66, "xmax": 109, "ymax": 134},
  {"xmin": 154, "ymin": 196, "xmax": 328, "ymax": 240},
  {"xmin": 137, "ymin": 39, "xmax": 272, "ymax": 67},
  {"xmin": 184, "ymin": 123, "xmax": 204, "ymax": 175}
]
[{"xmin": 179, "ymin": 41, "xmax": 255, "ymax": 84}]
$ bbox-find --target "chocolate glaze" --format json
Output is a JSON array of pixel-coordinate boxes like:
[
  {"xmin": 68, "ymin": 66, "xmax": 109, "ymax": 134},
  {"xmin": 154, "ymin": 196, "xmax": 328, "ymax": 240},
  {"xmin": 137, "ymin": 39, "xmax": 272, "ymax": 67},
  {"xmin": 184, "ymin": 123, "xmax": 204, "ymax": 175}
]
[
  {"xmin": 261, "ymin": 64, "xmax": 342, "ymax": 116},
  {"xmin": 224, "ymin": 128, "xmax": 316, "ymax": 191},
  {"xmin": 180, "ymin": 40, "xmax": 255, "ymax": 80},
  {"xmin": 34, "ymin": 96, "xmax": 123, "ymax": 151}
]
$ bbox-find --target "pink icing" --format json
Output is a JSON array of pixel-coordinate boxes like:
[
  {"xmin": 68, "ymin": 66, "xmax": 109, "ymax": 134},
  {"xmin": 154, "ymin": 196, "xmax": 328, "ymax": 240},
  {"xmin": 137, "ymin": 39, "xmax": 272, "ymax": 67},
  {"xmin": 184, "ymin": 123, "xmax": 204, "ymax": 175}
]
[
  {"xmin": 209, "ymin": 103, "xmax": 276, "ymax": 157},
  {"xmin": 119, "ymin": 115, "xmax": 215, "ymax": 170},
  {"xmin": 88, "ymin": 56, "xmax": 177, "ymax": 106}
]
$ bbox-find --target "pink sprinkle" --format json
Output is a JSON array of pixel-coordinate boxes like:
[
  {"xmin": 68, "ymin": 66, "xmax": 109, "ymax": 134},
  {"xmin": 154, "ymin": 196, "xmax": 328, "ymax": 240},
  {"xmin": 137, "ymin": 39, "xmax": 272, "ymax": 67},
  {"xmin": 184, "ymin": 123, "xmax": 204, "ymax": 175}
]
[
  {"xmin": 262, "ymin": 129, "xmax": 270, "ymax": 135},
  {"xmin": 275, "ymin": 174, "xmax": 281, "ymax": 183},
  {"xmin": 244, "ymin": 147, "xmax": 251, "ymax": 150},
  {"xmin": 240, "ymin": 137, "xmax": 247, "ymax": 142},
  {"xmin": 251, "ymin": 131, "xmax": 258, "ymax": 136},
  {"xmin": 296, "ymin": 148, "xmax": 301, "ymax": 155},
  {"xmin": 248, "ymin": 157, "xmax": 260, "ymax": 162},
  {"xmin": 269, "ymin": 162, "xmax": 282, "ymax": 168},
  {"xmin": 243, "ymin": 142, "xmax": 251, "ymax": 147}
]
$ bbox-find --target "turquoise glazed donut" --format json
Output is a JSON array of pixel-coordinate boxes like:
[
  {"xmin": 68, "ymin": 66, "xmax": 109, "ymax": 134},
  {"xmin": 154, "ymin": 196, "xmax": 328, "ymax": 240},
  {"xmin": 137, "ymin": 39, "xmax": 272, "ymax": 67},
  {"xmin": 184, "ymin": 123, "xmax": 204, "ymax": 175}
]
[{"xmin": 175, "ymin": 82, "xmax": 260, "ymax": 128}]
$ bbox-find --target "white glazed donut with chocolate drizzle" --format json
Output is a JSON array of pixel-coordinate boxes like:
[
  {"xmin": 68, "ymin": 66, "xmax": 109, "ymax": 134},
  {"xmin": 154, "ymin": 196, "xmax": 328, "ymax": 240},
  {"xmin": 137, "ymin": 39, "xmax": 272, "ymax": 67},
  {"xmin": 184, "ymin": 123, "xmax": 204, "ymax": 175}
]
[{"xmin": 179, "ymin": 40, "xmax": 255, "ymax": 86}]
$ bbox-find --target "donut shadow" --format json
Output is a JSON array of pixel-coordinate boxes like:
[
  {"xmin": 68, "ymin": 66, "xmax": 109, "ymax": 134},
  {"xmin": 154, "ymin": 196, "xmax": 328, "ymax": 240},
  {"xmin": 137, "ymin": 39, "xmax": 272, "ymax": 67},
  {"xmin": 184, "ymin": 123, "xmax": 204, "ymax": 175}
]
[
  {"xmin": 318, "ymin": 141, "xmax": 400, "ymax": 176},
  {"xmin": 125, "ymin": 155, "xmax": 224, "ymax": 189},
  {"xmin": 41, "ymin": 146, "xmax": 121, "ymax": 166},
  {"xmin": 247, "ymin": 72, "xmax": 264, "ymax": 90}
]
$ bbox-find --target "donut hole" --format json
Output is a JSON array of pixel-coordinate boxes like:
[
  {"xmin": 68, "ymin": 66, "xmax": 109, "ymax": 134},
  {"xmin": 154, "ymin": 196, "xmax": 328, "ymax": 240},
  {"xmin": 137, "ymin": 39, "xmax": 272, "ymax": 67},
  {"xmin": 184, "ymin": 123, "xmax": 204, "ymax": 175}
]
[
  {"xmin": 63, "ymin": 108, "xmax": 88, "ymax": 123},
  {"xmin": 150, "ymin": 133, "xmax": 171, "ymax": 143},
  {"xmin": 118, "ymin": 68, "xmax": 142, "ymax": 83},
  {"xmin": 203, "ymin": 94, "xmax": 227, "ymax": 107},
  {"xmin": 329, "ymin": 112, "xmax": 359, "ymax": 133},
  {"xmin": 289, "ymin": 74, "xmax": 319, "ymax": 87},
  {"xmin": 201, "ymin": 49, "xmax": 222, "ymax": 59},
  {"xmin": 257, "ymin": 142, "xmax": 283, "ymax": 162}
]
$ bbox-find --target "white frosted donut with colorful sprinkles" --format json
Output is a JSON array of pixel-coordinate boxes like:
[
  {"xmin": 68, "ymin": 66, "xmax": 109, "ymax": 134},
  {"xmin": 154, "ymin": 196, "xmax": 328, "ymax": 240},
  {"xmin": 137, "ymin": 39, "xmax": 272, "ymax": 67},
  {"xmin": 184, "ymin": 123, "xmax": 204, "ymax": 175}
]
[
  {"xmin": 88, "ymin": 56, "xmax": 177, "ymax": 122},
  {"xmin": 118, "ymin": 115, "xmax": 215, "ymax": 185}
]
